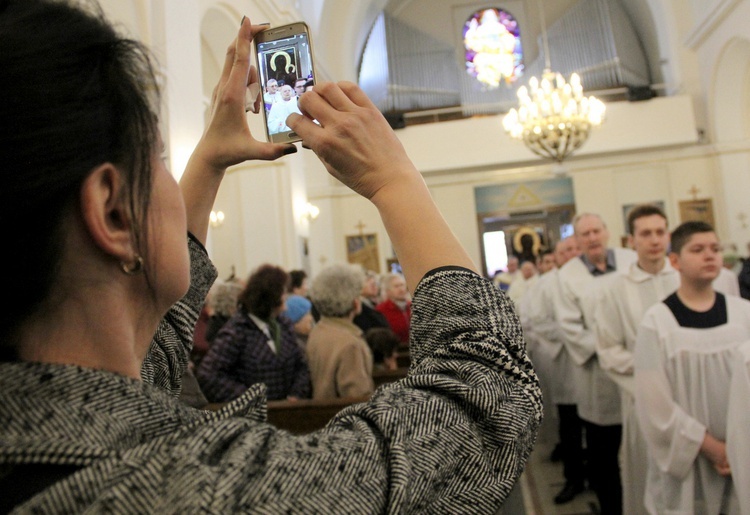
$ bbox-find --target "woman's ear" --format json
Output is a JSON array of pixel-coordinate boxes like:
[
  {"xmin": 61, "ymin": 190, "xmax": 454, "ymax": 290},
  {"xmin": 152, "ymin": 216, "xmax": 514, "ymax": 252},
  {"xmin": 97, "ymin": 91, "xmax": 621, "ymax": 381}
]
[{"xmin": 79, "ymin": 163, "xmax": 135, "ymax": 260}]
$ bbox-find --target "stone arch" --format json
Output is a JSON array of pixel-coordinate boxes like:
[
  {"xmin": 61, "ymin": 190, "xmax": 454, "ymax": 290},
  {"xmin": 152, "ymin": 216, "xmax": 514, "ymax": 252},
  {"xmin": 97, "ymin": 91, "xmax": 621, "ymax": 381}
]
[
  {"xmin": 711, "ymin": 37, "xmax": 750, "ymax": 246},
  {"xmin": 712, "ymin": 37, "xmax": 750, "ymax": 143},
  {"xmin": 200, "ymin": 6, "xmax": 241, "ymax": 108}
]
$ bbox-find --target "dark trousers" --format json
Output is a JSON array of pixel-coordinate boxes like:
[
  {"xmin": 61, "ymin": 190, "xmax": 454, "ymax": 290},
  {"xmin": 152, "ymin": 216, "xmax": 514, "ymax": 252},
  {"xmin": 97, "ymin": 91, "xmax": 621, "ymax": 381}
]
[
  {"xmin": 557, "ymin": 404, "xmax": 585, "ymax": 486},
  {"xmin": 583, "ymin": 420, "xmax": 622, "ymax": 515}
]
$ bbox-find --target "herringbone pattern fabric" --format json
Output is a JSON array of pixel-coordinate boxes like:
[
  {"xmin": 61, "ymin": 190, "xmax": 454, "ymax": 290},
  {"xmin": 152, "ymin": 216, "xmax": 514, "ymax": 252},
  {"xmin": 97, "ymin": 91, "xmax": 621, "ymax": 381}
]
[{"xmin": 0, "ymin": 257, "xmax": 542, "ymax": 513}]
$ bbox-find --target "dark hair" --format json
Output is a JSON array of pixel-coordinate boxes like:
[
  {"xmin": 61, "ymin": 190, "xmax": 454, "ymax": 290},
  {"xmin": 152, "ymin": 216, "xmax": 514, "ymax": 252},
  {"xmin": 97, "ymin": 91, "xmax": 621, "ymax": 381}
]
[
  {"xmin": 0, "ymin": 0, "xmax": 160, "ymax": 356},
  {"xmin": 627, "ymin": 204, "xmax": 667, "ymax": 235},
  {"xmin": 240, "ymin": 264, "xmax": 290, "ymax": 319},
  {"xmin": 289, "ymin": 270, "xmax": 307, "ymax": 292},
  {"xmin": 365, "ymin": 328, "xmax": 399, "ymax": 365},
  {"xmin": 670, "ymin": 221, "xmax": 715, "ymax": 255}
]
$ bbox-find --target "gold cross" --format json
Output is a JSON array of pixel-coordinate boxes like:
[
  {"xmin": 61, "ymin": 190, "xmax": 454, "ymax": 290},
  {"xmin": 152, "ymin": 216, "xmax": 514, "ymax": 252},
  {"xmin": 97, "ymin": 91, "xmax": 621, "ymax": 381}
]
[
  {"xmin": 355, "ymin": 220, "xmax": 366, "ymax": 235},
  {"xmin": 739, "ymin": 212, "xmax": 748, "ymax": 229},
  {"xmin": 688, "ymin": 185, "xmax": 700, "ymax": 200}
]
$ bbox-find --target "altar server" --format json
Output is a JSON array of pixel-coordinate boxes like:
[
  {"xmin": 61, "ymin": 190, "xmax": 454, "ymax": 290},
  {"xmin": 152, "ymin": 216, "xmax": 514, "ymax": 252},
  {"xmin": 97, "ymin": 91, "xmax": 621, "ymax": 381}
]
[
  {"xmin": 635, "ymin": 221, "xmax": 749, "ymax": 514},
  {"xmin": 595, "ymin": 204, "xmax": 678, "ymax": 514}
]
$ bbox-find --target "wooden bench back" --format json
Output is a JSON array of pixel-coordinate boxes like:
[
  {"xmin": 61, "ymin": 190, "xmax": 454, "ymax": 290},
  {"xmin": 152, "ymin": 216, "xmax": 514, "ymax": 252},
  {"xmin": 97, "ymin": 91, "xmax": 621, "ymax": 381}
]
[
  {"xmin": 205, "ymin": 395, "xmax": 369, "ymax": 435},
  {"xmin": 372, "ymin": 366, "xmax": 409, "ymax": 388}
]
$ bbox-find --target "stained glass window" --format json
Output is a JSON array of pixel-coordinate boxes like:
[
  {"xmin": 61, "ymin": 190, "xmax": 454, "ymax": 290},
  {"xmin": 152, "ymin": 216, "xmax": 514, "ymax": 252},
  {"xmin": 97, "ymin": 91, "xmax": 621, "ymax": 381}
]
[{"xmin": 463, "ymin": 8, "xmax": 523, "ymax": 89}]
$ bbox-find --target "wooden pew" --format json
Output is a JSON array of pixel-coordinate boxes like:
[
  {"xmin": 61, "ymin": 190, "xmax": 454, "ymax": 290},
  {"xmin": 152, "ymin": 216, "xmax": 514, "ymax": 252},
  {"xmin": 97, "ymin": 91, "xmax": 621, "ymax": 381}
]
[
  {"xmin": 205, "ymin": 395, "xmax": 370, "ymax": 435},
  {"xmin": 266, "ymin": 395, "xmax": 369, "ymax": 434},
  {"xmin": 372, "ymin": 366, "xmax": 409, "ymax": 388}
]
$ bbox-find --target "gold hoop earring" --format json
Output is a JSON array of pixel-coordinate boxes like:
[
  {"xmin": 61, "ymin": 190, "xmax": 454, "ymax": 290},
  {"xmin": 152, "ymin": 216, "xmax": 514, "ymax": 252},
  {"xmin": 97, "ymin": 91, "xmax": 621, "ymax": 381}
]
[{"xmin": 120, "ymin": 255, "xmax": 144, "ymax": 276}]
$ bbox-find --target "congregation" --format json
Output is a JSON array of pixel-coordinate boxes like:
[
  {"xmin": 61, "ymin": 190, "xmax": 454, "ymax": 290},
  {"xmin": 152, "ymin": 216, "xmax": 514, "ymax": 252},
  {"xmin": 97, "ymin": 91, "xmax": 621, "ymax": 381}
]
[
  {"xmin": 499, "ymin": 206, "xmax": 750, "ymax": 514},
  {"xmin": 188, "ymin": 262, "xmax": 411, "ymax": 405},
  {"xmin": 184, "ymin": 199, "xmax": 750, "ymax": 514},
  {"xmin": 1, "ymin": 2, "xmax": 542, "ymax": 511}
]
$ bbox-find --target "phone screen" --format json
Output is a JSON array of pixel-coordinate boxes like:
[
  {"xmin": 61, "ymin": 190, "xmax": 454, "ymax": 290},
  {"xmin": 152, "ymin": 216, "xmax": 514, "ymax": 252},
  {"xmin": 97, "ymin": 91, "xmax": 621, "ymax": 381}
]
[{"xmin": 256, "ymin": 26, "xmax": 316, "ymax": 143}]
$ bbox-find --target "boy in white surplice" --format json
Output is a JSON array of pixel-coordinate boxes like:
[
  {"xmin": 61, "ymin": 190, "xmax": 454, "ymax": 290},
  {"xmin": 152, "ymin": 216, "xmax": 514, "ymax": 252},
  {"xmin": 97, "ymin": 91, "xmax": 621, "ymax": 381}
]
[{"xmin": 634, "ymin": 221, "xmax": 749, "ymax": 514}]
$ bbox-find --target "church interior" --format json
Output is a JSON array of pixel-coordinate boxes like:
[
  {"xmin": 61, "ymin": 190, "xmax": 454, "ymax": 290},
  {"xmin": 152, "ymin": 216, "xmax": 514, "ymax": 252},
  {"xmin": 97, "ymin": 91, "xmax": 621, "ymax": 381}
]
[
  {"xmin": 97, "ymin": 0, "xmax": 750, "ymax": 283},
  {"xmin": 73, "ymin": 1, "xmax": 750, "ymax": 512}
]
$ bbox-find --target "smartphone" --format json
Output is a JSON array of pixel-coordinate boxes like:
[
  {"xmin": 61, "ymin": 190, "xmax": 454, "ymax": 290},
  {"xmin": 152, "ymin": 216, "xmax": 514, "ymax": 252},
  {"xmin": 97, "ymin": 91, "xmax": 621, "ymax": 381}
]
[{"xmin": 254, "ymin": 22, "xmax": 316, "ymax": 144}]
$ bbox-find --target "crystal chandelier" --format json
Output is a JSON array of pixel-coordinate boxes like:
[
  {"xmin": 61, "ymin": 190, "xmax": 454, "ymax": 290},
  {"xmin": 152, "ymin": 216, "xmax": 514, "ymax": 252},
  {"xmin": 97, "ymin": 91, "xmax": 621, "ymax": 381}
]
[
  {"xmin": 502, "ymin": 0, "xmax": 605, "ymax": 163},
  {"xmin": 503, "ymin": 71, "xmax": 605, "ymax": 163}
]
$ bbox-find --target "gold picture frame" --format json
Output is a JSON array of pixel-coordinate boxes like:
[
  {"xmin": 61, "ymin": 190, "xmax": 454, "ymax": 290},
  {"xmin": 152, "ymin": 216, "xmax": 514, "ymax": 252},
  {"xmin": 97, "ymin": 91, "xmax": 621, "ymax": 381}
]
[
  {"xmin": 346, "ymin": 233, "xmax": 380, "ymax": 273},
  {"xmin": 679, "ymin": 198, "xmax": 715, "ymax": 227}
]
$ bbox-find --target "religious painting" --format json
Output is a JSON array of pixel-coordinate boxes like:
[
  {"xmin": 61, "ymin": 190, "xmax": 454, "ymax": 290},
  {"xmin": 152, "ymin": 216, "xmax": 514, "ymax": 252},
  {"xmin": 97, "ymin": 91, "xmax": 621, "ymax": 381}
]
[
  {"xmin": 346, "ymin": 233, "xmax": 380, "ymax": 273},
  {"xmin": 263, "ymin": 46, "xmax": 300, "ymax": 84},
  {"xmin": 511, "ymin": 225, "xmax": 544, "ymax": 263},
  {"xmin": 679, "ymin": 198, "xmax": 715, "ymax": 227}
]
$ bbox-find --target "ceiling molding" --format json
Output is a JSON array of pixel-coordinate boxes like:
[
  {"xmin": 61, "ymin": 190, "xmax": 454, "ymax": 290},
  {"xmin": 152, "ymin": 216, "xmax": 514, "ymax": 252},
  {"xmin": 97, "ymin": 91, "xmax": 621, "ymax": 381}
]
[{"xmin": 684, "ymin": 0, "xmax": 741, "ymax": 50}]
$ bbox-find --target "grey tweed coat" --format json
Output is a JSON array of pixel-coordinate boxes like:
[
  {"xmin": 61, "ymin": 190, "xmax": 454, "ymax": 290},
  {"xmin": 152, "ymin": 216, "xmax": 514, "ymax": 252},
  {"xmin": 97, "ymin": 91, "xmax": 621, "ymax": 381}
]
[{"xmin": 0, "ymin": 238, "xmax": 542, "ymax": 513}]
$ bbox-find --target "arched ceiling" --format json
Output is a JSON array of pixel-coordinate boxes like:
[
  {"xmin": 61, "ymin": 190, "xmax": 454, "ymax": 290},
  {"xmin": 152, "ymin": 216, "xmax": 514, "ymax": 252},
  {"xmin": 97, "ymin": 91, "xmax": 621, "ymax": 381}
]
[{"xmin": 310, "ymin": 0, "xmax": 668, "ymax": 86}]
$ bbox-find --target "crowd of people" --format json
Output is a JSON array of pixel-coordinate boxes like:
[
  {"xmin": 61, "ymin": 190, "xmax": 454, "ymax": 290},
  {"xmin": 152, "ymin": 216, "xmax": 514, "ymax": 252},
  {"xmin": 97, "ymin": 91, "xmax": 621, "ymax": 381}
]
[
  {"xmin": 188, "ymin": 262, "xmax": 414, "ymax": 405},
  {"xmin": 499, "ymin": 206, "xmax": 749, "ymax": 514},
  {"xmin": 1, "ymin": 2, "xmax": 545, "ymax": 512}
]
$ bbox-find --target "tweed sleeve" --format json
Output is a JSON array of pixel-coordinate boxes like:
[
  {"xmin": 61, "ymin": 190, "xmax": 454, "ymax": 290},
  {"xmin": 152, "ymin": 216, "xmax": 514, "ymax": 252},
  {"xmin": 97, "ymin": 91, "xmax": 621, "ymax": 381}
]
[
  {"xmin": 140, "ymin": 235, "xmax": 218, "ymax": 395},
  {"xmin": 0, "ymin": 267, "xmax": 543, "ymax": 514},
  {"xmin": 309, "ymin": 266, "xmax": 543, "ymax": 512}
]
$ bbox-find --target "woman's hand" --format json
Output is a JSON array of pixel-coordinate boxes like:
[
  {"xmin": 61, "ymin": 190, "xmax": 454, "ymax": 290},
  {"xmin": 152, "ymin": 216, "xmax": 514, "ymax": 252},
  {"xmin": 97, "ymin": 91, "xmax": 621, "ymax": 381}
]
[
  {"xmin": 287, "ymin": 81, "xmax": 418, "ymax": 200},
  {"xmin": 181, "ymin": 17, "xmax": 295, "ymax": 244},
  {"xmin": 287, "ymin": 81, "xmax": 477, "ymax": 290},
  {"xmin": 191, "ymin": 17, "xmax": 296, "ymax": 173}
]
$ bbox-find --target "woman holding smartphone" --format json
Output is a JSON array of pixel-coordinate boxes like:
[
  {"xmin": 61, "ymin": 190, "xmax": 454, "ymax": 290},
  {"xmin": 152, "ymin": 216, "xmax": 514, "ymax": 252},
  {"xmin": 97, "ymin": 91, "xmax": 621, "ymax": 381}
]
[{"xmin": 0, "ymin": 1, "xmax": 541, "ymax": 512}]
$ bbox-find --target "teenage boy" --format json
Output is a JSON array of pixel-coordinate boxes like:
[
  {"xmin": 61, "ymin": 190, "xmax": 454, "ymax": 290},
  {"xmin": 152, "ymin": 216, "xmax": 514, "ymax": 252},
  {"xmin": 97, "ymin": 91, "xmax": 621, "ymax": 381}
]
[
  {"xmin": 634, "ymin": 221, "xmax": 749, "ymax": 514},
  {"xmin": 594, "ymin": 204, "xmax": 678, "ymax": 514}
]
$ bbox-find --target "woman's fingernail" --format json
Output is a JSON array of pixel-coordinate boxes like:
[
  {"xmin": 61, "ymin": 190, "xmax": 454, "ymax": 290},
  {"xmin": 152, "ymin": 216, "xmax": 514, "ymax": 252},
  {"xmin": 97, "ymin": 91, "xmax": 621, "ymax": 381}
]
[
  {"xmin": 283, "ymin": 145, "xmax": 298, "ymax": 155},
  {"xmin": 240, "ymin": 15, "xmax": 246, "ymax": 27}
]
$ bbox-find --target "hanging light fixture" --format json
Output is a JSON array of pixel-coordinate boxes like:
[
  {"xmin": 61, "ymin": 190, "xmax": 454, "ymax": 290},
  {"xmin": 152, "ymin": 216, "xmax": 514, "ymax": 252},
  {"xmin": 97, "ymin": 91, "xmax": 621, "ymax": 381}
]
[{"xmin": 502, "ymin": 0, "xmax": 605, "ymax": 163}]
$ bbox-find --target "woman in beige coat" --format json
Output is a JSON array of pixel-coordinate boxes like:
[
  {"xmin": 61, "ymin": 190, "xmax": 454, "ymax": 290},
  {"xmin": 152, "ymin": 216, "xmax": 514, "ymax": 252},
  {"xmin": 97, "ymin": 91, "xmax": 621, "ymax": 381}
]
[{"xmin": 306, "ymin": 264, "xmax": 375, "ymax": 399}]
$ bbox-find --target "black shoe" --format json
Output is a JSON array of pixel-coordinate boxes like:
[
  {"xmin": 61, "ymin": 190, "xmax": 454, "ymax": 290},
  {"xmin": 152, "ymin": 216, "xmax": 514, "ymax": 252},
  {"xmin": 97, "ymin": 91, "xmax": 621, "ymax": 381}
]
[
  {"xmin": 550, "ymin": 443, "xmax": 562, "ymax": 462},
  {"xmin": 554, "ymin": 482, "xmax": 584, "ymax": 504}
]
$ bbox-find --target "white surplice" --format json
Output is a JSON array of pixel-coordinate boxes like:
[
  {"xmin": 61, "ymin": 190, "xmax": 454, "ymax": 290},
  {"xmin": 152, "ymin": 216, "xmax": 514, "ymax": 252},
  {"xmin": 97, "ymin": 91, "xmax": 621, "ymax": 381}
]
[
  {"xmin": 266, "ymin": 98, "xmax": 303, "ymax": 135},
  {"xmin": 594, "ymin": 259, "xmax": 679, "ymax": 515},
  {"xmin": 526, "ymin": 269, "xmax": 577, "ymax": 405},
  {"xmin": 519, "ymin": 272, "xmax": 559, "ymax": 442},
  {"xmin": 634, "ymin": 295, "xmax": 750, "ymax": 514},
  {"xmin": 508, "ymin": 273, "xmax": 538, "ymax": 308},
  {"xmin": 726, "ymin": 341, "xmax": 750, "ymax": 515},
  {"xmin": 715, "ymin": 267, "xmax": 740, "ymax": 297},
  {"xmin": 555, "ymin": 247, "xmax": 637, "ymax": 425}
]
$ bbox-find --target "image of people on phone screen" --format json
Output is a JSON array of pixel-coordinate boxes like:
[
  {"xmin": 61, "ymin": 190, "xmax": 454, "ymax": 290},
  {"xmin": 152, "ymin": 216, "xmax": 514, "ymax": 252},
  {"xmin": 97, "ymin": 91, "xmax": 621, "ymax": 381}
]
[{"xmin": 267, "ymin": 84, "xmax": 303, "ymax": 135}]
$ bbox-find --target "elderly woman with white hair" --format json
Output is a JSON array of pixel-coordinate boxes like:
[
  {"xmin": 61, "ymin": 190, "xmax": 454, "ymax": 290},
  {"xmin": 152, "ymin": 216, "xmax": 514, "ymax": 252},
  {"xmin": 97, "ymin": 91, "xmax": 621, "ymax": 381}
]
[{"xmin": 307, "ymin": 264, "xmax": 375, "ymax": 400}]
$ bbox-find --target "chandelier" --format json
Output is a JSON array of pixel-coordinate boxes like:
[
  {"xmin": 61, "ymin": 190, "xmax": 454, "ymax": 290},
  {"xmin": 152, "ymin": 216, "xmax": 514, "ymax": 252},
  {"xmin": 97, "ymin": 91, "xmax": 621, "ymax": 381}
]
[{"xmin": 502, "ymin": 0, "xmax": 605, "ymax": 163}]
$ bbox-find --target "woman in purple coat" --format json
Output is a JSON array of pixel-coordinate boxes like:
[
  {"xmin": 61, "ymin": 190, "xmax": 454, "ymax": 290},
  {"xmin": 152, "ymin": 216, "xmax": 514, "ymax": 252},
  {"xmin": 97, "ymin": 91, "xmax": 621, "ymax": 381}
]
[{"xmin": 197, "ymin": 264, "xmax": 311, "ymax": 402}]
